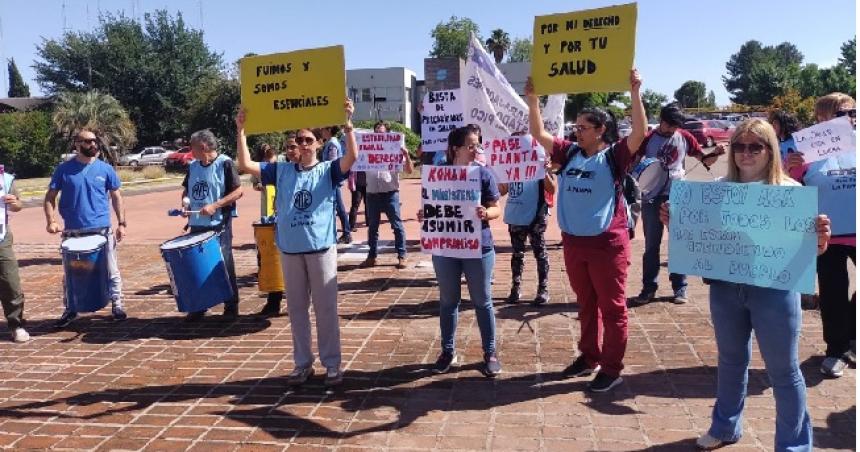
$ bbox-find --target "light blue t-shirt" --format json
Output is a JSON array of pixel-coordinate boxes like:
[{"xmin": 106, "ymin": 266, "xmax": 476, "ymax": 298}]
[
  {"xmin": 261, "ymin": 159, "xmax": 349, "ymax": 253},
  {"xmin": 49, "ymin": 159, "xmax": 121, "ymax": 230},
  {"xmin": 803, "ymin": 152, "xmax": 856, "ymax": 236},
  {"xmin": 557, "ymin": 147, "xmax": 616, "ymax": 236},
  {"xmin": 504, "ymin": 180, "xmax": 541, "ymax": 226}
]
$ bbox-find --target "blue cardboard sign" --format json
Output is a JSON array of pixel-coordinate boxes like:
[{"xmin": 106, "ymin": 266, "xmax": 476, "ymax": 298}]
[{"xmin": 668, "ymin": 181, "xmax": 819, "ymax": 294}]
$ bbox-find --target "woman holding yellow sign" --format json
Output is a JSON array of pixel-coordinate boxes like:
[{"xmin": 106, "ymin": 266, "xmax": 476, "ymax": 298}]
[
  {"xmin": 236, "ymin": 99, "xmax": 357, "ymax": 388},
  {"xmin": 526, "ymin": 69, "xmax": 646, "ymax": 393}
]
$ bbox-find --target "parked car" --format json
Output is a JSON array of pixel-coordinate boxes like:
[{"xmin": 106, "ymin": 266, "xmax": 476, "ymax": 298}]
[
  {"xmin": 164, "ymin": 147, "xmax": 194, "ymax": 171},
  {"xmin": 617, "ymin": 122, "xmax": 632, "ymax": 139},
  {"xmin": 681, "ymin": 120, "xmax": 734, "ymax": 147},
  {"xmin": 119, "ymin": 146, "xmax": 173, "ymax": 166}
]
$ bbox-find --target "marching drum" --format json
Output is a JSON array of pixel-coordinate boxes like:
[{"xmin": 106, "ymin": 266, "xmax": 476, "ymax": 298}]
[
  {"xmin": 631, "ymin": 157, "xmax": 670, "ymax": 203},
  {"xmin": 61, "ymin": 235, "xmax": 110, "ymax": 313},
  {"xmin": 160, "ymin": 231, "xmax": 233, "ymax": 313}
]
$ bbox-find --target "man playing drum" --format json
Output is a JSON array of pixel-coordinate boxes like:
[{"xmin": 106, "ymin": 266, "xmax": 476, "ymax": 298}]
[
  {"xmin": 44, "ymin": 129, "xmax": 127, "ymax": 328},
  {"xmin": 630, "ymin": 104, "xmax": 719, "ymax": 306},
  {"xmin": 181, "ymin": 129, "xmax": 244, "ymax": 322}
]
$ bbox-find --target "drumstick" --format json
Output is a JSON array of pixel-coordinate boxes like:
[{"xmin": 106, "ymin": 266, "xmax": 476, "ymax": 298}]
[{"xmin": 167, "ymin": 209, "xmax": 201, "ymax": 217}]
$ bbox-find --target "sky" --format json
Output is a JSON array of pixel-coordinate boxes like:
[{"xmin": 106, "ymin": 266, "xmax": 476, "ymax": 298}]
[{"xmin": 0, "ymin": 0, "xmax": 856, "ymax": 106}]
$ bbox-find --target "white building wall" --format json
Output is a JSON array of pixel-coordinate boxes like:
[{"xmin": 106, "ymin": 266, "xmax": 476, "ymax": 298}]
[{"xmin": 346, "ymin": 67, "xmax": 417, "ymax": 131}]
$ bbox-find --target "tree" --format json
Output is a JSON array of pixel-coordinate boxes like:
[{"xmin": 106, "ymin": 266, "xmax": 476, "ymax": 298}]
[
  {"xmin": 0, "ymin": 111, "xmax": 56, "ymax": 177},
  {"xmin": 565, "ymin": 92, "xmax": 629, "ymax": 121},
  {"xmin": 771, "ymin": 88, "xmax": 816, "ymax": 127},
  {"xmin": 34, "ymin": 10, "xmax": 223, "ymax": 145},
  {"xmin": 819, "ymin": 66, "xmax": 855, "ymax": 97},
  {"xmin": 674, "ymin": 81, "xmax": 708, "ymax": 108},
  {"xmin": 508, "ymin": 37, "xmax": 532, "ymax": 63},
  {"xmin": 429, "ymin": 16, "xmax": 481, "ymax": 60},
  {"xmin": 184, "ymin": 76, "xmax": 240, "ymax": 157},
  {"xmin": 640, "ymin": 89, "xmax": 668, "ymax": 119},
  {"xmin": 52, "ymin": 90, "xmax": 137, "ymax": 165},
  {"xmin": 839, "ymin": 37, "xmax": 855, "ymax": 76},
  {"xmin": 485, "ymin": 29, "xmax": 511, "ymax": 64},
  {"xmin": 797, "ymin": 64, "xmax": 824, "ymax": 98},
  {"xmin": 723, "ymin": 40, "xmax": 803, "ymax": 105},
  {"xmin": 707, "ymin": 91, "xmax": 716, "ymax": 108},
  {"xmin": 6, "ymin": 58, "xmax": 30, "ymax": 97}
]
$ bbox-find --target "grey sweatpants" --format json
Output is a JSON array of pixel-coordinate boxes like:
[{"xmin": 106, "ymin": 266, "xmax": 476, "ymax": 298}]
[{"xmin": 281, "ymin": 246, "xmax": 341, "ymax": 371}]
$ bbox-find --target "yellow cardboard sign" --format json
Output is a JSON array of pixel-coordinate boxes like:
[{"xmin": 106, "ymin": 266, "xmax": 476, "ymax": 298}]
[
  {"xmin": 240, "ymin": 46, "xmax": 346, "ymax": 135},
  {"xmin": 531, "ymin": 3, "xmax": 637, "ymax": 95},
  {"xmin": 264, "ymin": 185, "xmax": 276, "ymax": 217}
]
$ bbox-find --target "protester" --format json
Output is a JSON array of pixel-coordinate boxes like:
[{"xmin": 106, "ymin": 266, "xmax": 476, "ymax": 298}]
[
  {"xmin": 661, "ymin": 119, "xmax": 831, "ymax": 451},
  {"xmin": 44, "ymin": 129, "xmax": 127, "ymax": 328},
  {"xmin": 359, "ymin": 121, "xmax": 414, "ymax": 269},
  {"xmin": 526, "ymin": 69, "xmax": 646, "ymax": 392},
  {"xmin": 423, "ymin": 125, "xmax": 502, "ymax": 378},
  {"xmin": 499, "ymin": 158, "xmax": 555, "ymax": 305},
  {"xmin": 320, "ymin": 126, "xmax": 352, "ymax": 244},
  {"xmin": 0, "ymin": 172, "xmax": 28, "ymax": 342},
  {"xmin": 181, "ymin": 129, "xmax": 243, "ymax": 322},
  {"xmin": 786, "ymin": 92, "xmax": 856, "ymax": 378},
  {"xmin": 347, "ymin": 169, "xmax": 366, "ymax": 232},
  {"xmin": 769, "ymin": 110, "xmax": 800, "ymax": 162},
  {"xmin": 630, "ymin": 103, "xmax": 719, "ymax": 306},
  {"xmin": 235, "ymin": 99, "xmax": 356, "ymax": 387},
  {"xmin": 251, "ymin": 142, "xmax": 286, "ymax": 317}
]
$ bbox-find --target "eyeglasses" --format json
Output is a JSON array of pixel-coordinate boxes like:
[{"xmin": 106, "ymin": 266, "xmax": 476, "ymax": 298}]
[
  {"xmin": 285, "ymin": 144, "xmax": 298, "ymax": 151},
  {"xmin": 835, "ymin": 109, "xmax": 856, "ymax": 119},
  {"xmin": 295, "ymin": 137, "xmax": 315, "ymax": 146},
  {"xmin": 75, "ymin": 138, "xmax": 97, "ymax": 144},
  {"xmin": 575, "ymin": 125, "xmax": 597, "ymax": 131},
  {"xmin": 730, "ymin": 142, "xmax": 767, "ymax": 155}
]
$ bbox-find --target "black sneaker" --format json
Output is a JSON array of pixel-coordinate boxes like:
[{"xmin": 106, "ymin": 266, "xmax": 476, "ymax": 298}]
[
  {"xmin": 54, "ymin": 311, "xmax": 77, "ymax": 329},
  {"xmin": 432, "ymin": 351, "xmax": 458, "ymax": 374},
  {"xmin": 506, "ymin": 286, "xmax": 521, "ymax": 304},
  {"xmin": 482, "ymin": 353, "xmax": 501, "ymax": 378},
  {"xmin": 111, "ymin": 305, "xmax": 127, "ymax": 321},
  {"xmin": 562, "ymin": 355, "xmax": 600, "ymax": 377},
  {"xmin": 532, "ymin": 288, "xmax": 550, "ymax": 306},
  {"xmin": 588, "ymin": 372, "xmax": 623, "ymax": 392},
  {"xmin": 257, "ymin": 300, "xmax": 281, "ymax": 317},
  {"xmin": 672, "ymin": 288, "xmax": 689, "ymax": 304},
  {"xmin": 629, "ymin": 290, "xmax": 656, "ymax": 307},
  {"xmin": 184, "ymin": 311, "xmax": 205, "ymax": 323},
  {"xmin": 337, "ymin": 234, "xmax": 352, "ymax": 245}
]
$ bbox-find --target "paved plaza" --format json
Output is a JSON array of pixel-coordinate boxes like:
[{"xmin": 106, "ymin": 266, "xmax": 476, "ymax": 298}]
[{"xmin": 0, "ymin": 167, "xmax": 854, "ymax": 451}]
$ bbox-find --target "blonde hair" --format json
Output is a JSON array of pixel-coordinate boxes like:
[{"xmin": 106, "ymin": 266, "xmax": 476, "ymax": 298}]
[
  {"xmin": 814, "ymin": 92, "xmax": 856, "ymax": 121},
  {"xmin": 726, "ymin": 118, "xmax": 793, "ymax": 185}
]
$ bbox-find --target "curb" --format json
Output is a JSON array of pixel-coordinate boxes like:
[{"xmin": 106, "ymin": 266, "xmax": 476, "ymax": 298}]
[{"xmin": 18, "ymin": 176, "xmax": 186, "ymax": 198}]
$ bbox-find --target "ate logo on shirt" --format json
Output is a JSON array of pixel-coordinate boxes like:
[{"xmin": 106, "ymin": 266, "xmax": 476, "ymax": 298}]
[
  {"xmin": 293, "ymin": 190, "xmax": 313, "ymax": 211},
  {"xmin": 191, "ymin": 181, "xmax": 210, "ymax": 201},
  {"xmin": 509, "ymin": 182, "xmax": 524, "ymax": 198}
]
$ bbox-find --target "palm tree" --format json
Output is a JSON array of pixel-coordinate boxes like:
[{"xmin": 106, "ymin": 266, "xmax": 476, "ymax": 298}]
[
  {"xmin": 485, "ymin": 29, "xmax": 511, "ymax": 64},
  {"xmin": 52, "ymin": 91, "xmax": 137, "ymax": 165}
]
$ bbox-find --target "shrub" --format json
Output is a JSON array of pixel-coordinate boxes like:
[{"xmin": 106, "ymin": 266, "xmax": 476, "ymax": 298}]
[
  {"xmin": 142, "ymin": 166, "xmax": 166, "ymax": 179},
  {"xmin": 0, "ymin": 111, "xmax": 58, "ymax": 178},
  {"xmin": 117, "ymin": 169, "xmax": 137, "ymax": 183}
]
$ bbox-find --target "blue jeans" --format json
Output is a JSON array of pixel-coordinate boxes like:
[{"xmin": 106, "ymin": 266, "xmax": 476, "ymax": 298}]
[
  {"xmin": 642, "ymin": 195, "xmax": 686, "ymax": 293},
  {"xmin": 432, "ymin": 250, "xmax": 496, "ymax": 355},
  {"xmin": 366, "ymin": 191, "xmax": 406, "ymax": 259},
  {"xmin": 334, "ymin": 185, "xmax": 350, "ymax": 235},
  {"xmin": 707, "ymin": 281, "xmax": 811, "ymax": 452}
]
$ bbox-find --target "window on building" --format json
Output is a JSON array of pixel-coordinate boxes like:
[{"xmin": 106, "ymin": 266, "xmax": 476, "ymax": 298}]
[{"xmin": 361, "ymin": 88, "xmax": 372, "ymax": 102}]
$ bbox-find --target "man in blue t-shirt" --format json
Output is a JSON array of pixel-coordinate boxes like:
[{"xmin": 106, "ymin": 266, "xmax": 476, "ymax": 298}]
[{"xmin": 44, "ymin": 129, "xmax": 127, "ymax": 328}]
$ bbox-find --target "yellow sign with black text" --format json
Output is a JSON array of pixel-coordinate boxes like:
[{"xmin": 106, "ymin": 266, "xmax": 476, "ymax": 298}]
[
  {"xmin": 531, "ymin": 3, "xmax": 637, "ymax": 95},
  {"xmin": 240, "ymin": 46, "xmax": 346, "ymax": 135}
]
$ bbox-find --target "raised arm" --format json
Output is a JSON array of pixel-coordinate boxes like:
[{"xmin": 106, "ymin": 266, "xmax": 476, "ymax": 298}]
[
  {"xmin": 402, "ymin": 146, "xmax": 415, "ymax": 175},
  {"xmin": 235, "ymin": 107, "xmax": 261, "ymax": 177},
  {"xmin": 525, "ymin": 77, "xmax": 555, "ymax": 152},
  {"xmin": 339, "ymin": 99, "xmax": 357, "ymax": 174},
  {"xmin": 627, "ymin": 69, "xmax": 647, "ymax": 153}
]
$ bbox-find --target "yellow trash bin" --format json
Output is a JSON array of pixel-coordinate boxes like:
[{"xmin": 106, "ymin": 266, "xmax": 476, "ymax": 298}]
[{"xmin": 253, "ymin": 222, "xmax": 284, "ymax": 292}]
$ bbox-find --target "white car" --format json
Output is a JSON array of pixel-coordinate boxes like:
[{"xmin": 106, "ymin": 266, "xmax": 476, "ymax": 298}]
[{"xmin": 120, "ymin": 146, "xmax": 173, "ymax": 166}]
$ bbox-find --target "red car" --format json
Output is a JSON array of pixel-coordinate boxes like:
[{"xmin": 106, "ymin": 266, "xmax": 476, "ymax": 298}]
[
  {"xmin": 164, "ymin": 146, "xmax": 193, "ymax": 171},
  {"xmin": 681, "ymin": 120, "xmax": 734, "ymax": 147}
]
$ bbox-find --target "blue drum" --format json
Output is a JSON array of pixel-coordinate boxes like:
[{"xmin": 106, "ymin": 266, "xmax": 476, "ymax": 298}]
[
  {"xmin": 160, "ymin": 231, "xmax": 233, "ymax": 313},
  {"xmin": 631, "ymin": 157, "xmax": 670, "ymax": 203},
  {"xmin": 61, "ymin": 235, "xmax": 110, "ymax": 313}
]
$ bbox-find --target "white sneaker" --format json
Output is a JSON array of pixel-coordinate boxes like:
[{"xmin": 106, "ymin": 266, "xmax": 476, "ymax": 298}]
[
  {"xmin": 12, "ymin": 328, "xmax": 30, "ymax": 343},
  {"xmin": 821, "ymin": 356, "xmax": 848, "ymax": 378},
  {"xmin": 696, "ymin": 433, "xmax": 727, "ymax": 450}
]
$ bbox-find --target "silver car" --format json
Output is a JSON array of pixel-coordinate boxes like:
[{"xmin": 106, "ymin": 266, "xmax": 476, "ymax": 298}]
[{"xmin": 120, "ymin": 146, "xmax": 173, "ymax": 166}]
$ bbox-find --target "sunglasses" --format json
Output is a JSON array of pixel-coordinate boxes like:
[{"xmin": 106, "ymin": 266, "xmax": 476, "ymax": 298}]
[
  {"xmin": 835, "ymin": 109, "xmax": 856, "ymax": 118},
  {"xmin": 75, "ymin": 138, "xmax": 97, "ymax": 144},
  {"xmin": 295, "ymin": 137, "xmax": 315, "ymax": 146},
  {"xmin": 730, "ymin": 142, "xmax": 767, "ymax": 155}
]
